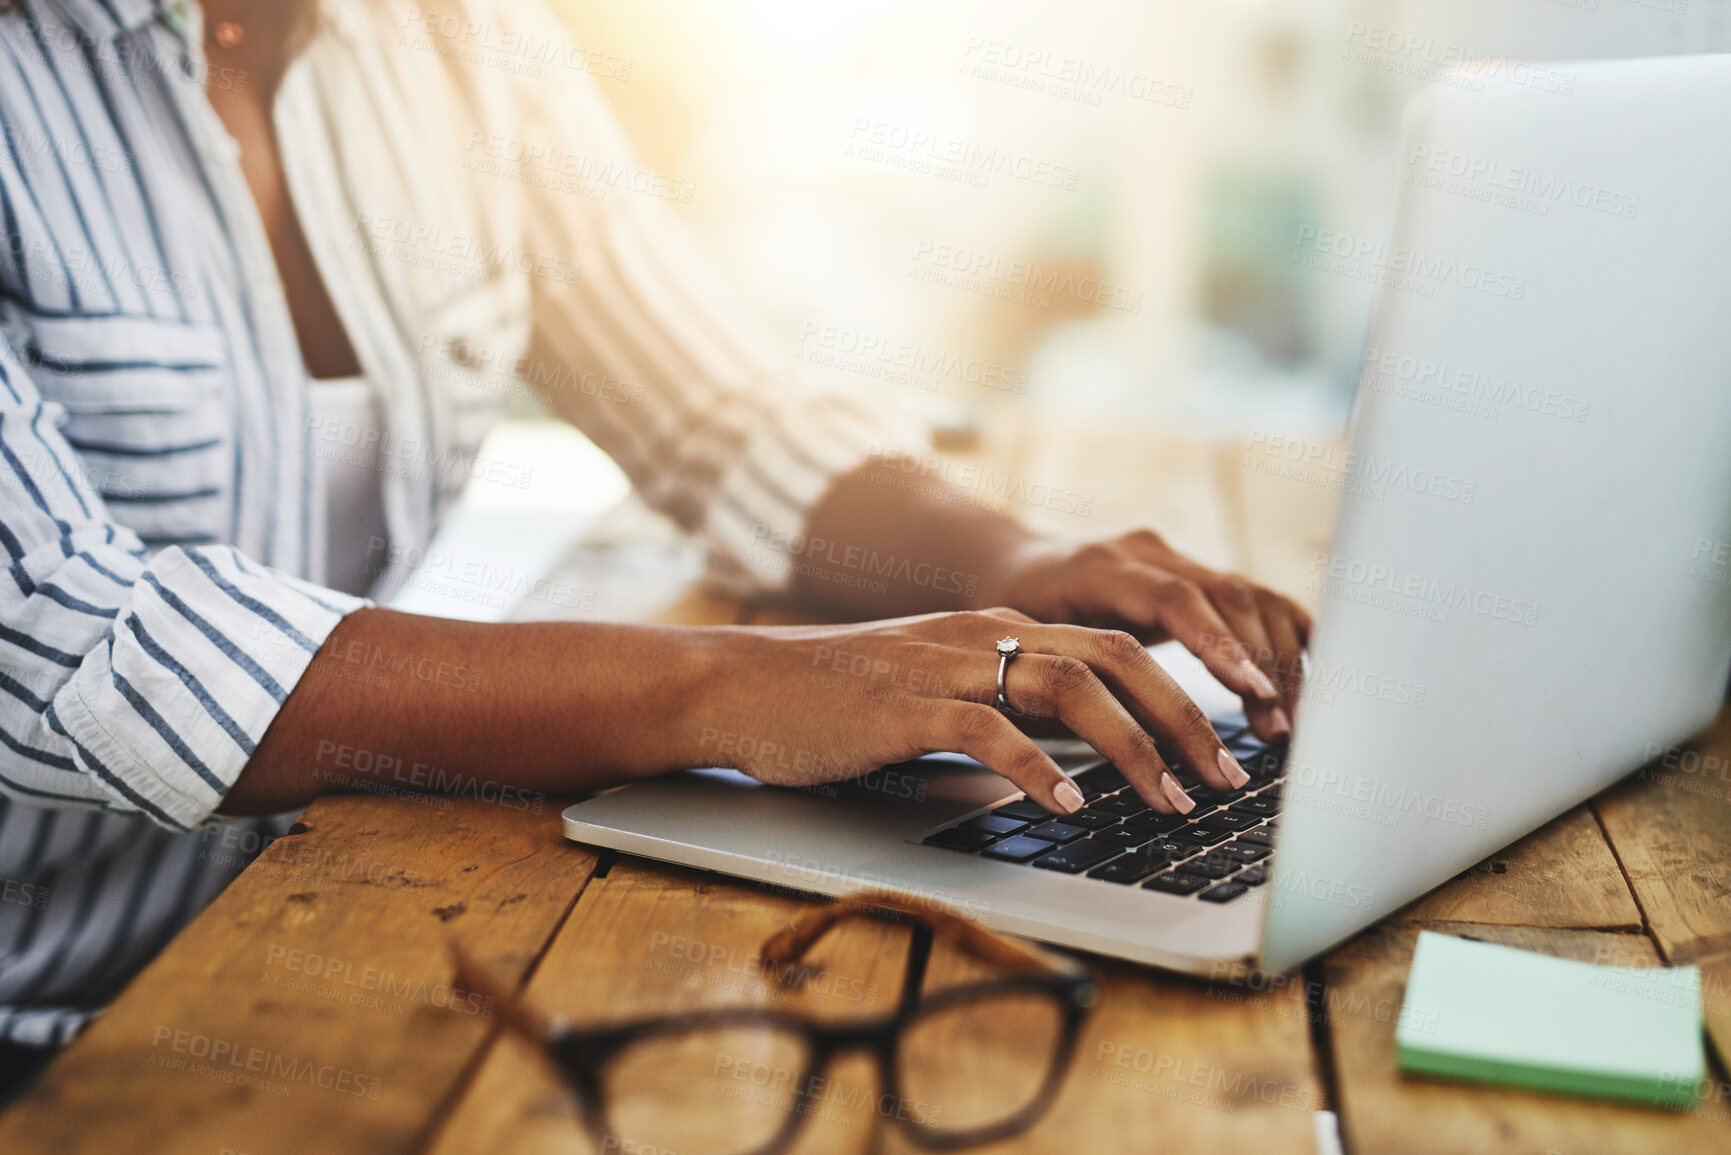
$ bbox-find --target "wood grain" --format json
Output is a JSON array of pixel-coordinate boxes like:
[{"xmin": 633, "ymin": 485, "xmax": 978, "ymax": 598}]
[
  {"xmin": 426, "ymin": 861, "xmax": 914, "ymax": 1155},
  {"xmin": 1325, "ymin": 922, "xmax": 1731, "ymax": 1155},
  {"xmin": 0, "ymin": 794, "xmax": 594, "ymax": 1155},
  {"xmin": 889, "ymin": 938, "xmax": 1323, "ymax": 1155},
  {"xmin": 7, "ymin": 422, "xmax": 1727, "ymax": 1155},
  {"xmin": 1594, "ymin": 704, "xmax": 1731, "ymax": 963},
  {"xmin": 1398, "ymin": 806, "xmax": 1642, "ymax": 931}
]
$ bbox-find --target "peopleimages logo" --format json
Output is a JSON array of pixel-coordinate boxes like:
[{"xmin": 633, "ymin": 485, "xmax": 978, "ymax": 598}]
[
  {"xmin": 1302, "ymin": 657, "xmax": 1427, "ymax": 709},
  {"xmin": 1406, "ymin": 145, "xmax": 1640, "ymax": 220},
  {"xmin": 1266, "ymin": 866, "xmax": 1377, "ymax": 912},
  {"xmin": 1244, "ymin": 432, "xmax": 1477, "ymax": 504},
  {"xmin": 1308, "ymin": 551, "xmax": 1541, "ymax": 627},
  {"xmin": 845, "ymin": 118, "xmax": 1080, "ymax": 191},
  {"xmin": 1360, "ymin": 345, "xmax": 1591, "ymax": 424},
  {"xmin": 956, "ymin": 37, "xmax": 1193, "ymax": 110},
  {"xmin": 1287, "ymin": 762, "xmax": 1491, "ymax": 832},
  {"xmin": 910, "ymin": 239, "xmax": 1144, "ymax": 312},
  {"xmin": 1341, "ymin": 23, "xmax": 1577, "ymax": 96},
  {"xmin": 1292, "ymin": 225, "xmax": 1526, "ymax": 300},
  {"xmin": 795, "ymin": 323, "xmax": 1028, "ymax": 395}
]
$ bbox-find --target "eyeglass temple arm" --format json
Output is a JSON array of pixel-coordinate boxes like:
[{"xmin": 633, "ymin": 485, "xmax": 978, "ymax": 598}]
[
  {"xmin": 760, "ymin": 890, "xmax": 1067, "ymax": 975},
  {"xmin": 449, "ymin": 940, "xmax": 561, "ymax": 1044}
]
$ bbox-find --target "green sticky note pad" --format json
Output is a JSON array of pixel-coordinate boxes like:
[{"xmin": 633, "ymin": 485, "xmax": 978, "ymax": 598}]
[{"xmin": 1395, "ymin": 931, "xmax": 1704, "ymax": 1107}]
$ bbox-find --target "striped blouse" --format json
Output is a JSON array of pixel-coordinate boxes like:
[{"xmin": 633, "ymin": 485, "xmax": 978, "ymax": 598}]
[{"xmin": 0, "ymin": 0, "xmax": 921, "ymax": 1046}]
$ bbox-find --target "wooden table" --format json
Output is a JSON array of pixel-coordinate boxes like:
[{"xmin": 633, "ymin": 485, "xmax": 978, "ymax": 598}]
[{"xmin": 5, "ymin": 418, "xmax": 1731, "ymax": 1155}]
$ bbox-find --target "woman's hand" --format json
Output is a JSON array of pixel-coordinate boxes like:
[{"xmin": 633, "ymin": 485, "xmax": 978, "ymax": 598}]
[
  {"xmin": 685, "ymin": 607, "xmax": 1254, "ymax": 817},
  {"xmin": 974, "ymin": 530, "xmax": 1311, "ymax": 743}
]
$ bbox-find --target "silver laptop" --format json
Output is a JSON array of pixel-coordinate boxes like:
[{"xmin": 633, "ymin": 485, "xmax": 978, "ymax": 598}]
[{"xmin": 563, "ymin": 55, "xmax": 1731, "ymax": 977}]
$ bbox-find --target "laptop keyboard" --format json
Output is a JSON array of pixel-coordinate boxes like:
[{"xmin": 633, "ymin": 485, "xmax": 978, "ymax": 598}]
[{"xmin": 918, "ymin": 713, "xmax": 1285, "ymax": 904}]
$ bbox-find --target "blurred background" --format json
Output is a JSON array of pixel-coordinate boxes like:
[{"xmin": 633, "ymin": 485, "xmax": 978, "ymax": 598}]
[
  {"xmin": 544, "ymin": 0, "xmax": 1731, "ymax": 436},
  {"xmin": 408, "ymin": 0, "xmax": 1731, "ymax": 618}
]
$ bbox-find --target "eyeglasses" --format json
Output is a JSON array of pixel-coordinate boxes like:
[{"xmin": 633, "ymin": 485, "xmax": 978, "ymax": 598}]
[{"xmin": 454, "ymin": 891, "xmax": 1099, "ymax": 1155}]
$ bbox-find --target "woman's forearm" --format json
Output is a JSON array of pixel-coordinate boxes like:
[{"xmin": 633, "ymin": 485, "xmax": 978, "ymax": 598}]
[
  {"xmin": 220, "ymin": 608, "xmax": 725, "ymax": 815},
  {"xmin": 791, "ymin": 455, "xmax": 1041, "ymax": 618},
  {"xmin": 797, "ymin": 454, "xmax": 1307, "ymax": 739},
  {"xmin": 227, "ymin": 600, "xmax": 1269, "ymax": 825}
]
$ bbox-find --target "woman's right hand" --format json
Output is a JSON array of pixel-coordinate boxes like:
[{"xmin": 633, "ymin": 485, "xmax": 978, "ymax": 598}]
[{"xmin": 684, "ymin": 607, "xmax": 1254, "ymax": 818}]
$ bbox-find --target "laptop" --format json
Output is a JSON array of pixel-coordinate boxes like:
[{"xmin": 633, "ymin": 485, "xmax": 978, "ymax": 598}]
[{"xmin": 563, "ymin": 55, "xmax": 1731, "ymax": 977}]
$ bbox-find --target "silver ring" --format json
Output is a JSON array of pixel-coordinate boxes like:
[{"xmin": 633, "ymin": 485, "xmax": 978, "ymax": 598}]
[{"xmin": 995, "ymin": 636, "xmax": 1021, "ymax": 712}]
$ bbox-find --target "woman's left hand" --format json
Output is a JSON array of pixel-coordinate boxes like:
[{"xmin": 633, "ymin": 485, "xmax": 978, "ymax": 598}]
[{"xmin": 976, "ymin": 529, "xmax": 1311, "ymax": 742}]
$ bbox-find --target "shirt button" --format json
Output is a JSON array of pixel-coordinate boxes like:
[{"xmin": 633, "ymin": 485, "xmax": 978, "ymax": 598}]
[
  {"xmin": 166, "ymin": 1, "xmax": 194, "ymax": 35},
  {"xmin": 452, "ymin": 340, "xmax": 479, "ymax": 367}
]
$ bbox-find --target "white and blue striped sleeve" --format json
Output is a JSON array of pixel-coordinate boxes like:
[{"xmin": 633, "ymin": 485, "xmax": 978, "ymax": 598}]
[
  {"xmin": 495, "ymin": 1, "xmax": 930, "ymax": 592},
  {"xmin": 0, "ymin": 344, "xmax": 366, "ymax": 832}
]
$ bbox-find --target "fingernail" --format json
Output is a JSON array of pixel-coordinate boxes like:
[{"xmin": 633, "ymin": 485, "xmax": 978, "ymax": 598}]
[
  {"xmin": 1218, "ymin": 748, "xmax": 1250, "ymax": 788},
  {"xmin": 1161, "ymin": 775, "xmax": 1195, "ymax": 814},
  {"xmin": 1053, "ymin": 781, "xmax": 1085, "ymax": 815},
  {"xmin": 1243, "ymin": 663, "xmax": 1279, "ymax": 700},
  {"xmin": 1269, "ymin": 707, "xmax": 1292, "ymax": 739}
]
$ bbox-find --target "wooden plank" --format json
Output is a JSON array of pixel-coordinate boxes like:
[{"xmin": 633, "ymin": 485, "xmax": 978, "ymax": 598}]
[
  {"xmin": 1222, "ymin": 434, "xmax": 1343, "ymax": 610},
  {"xmin": 1397, "ymin": 806, "xmax": 1642, "ymax": 930},
  {"xmin": 0, "ymin": 794, "xmax": 594, "ymax": 1155},
  {"xmin": 1326, "ymin": 922, "xmax": 1731, "ymax": 1155},
  {"xmin": 1595, "ymin": 703, "xmax": 1731, "ymax": 963},
  {"xmin": 906, "ymin": 940, "xmax": 1322, "ymax": 1154},
  {"xmin": 426, "ymin": 861, "xmax": 913, "ymax": 1155}
]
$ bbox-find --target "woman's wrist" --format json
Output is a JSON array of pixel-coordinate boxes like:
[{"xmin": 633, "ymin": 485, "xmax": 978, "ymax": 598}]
[
  {"xmin": 964, "ymin": 534, "xmax": 1070, "ymax": 616},
  {"xmin": 607, "ymin": 623, "xmax": 740, "ymax": 778}
]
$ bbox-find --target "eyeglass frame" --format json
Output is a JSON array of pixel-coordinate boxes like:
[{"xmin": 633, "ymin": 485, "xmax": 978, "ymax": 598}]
[{"xmin": 454, "ymin": 891, "xmax": 1100, "ymax": 1155}]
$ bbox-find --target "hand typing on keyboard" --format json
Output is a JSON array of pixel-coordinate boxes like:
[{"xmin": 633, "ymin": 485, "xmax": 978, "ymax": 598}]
[
  {"xmin": 967, "ymin": 529, "xmax": 1310, "ymax": 742},
  {"xmin": 688, "ymin": 608, "xmax": 1273, "ymax": 819},
  {"xmin": 921, "ymin": 713, "xmax": 1286, "ymax": 905}
]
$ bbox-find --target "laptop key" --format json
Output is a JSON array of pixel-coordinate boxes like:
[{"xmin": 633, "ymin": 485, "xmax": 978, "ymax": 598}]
[
  {"xmin": 1224, "ymin": 739, "xmax": 1267, "ymax": 762},
  {"xmin": 1088, "ymin": 851, "xmax": 1170, "ymax": 884},
  {"xmin": 1236, "ymin": 828, "xmax": 1274, "ymax": 848},
  {"xmin": 1075, "ymin": 764, "xmax": 1130, "ymax": 795},
  {"xmin": 1218, "ymin": 842, "xmax": 1271, "ymax": 864},
  {"xmin": 1236, "ymin": 864, "xmax": 1269, "ymax": 886},
  {"xmin": 922, "ymin": 826, "xmax": 997, "ymax": 852},
  {"xmin": 1032, "ymin": 839, "xmax": 1123, "ymax": 874},
  {"xmin": 1198, "ymin": 811, "xmax": 1261, "ymax": 832},
  {"xmin": 981, "ymin": 835, "xmax": 1058, "ymax": 863},
  {"xmin": 1172, "ymin": 824, "xmax": 1235, "ymax": 847},
  {"xmin": 1091, "ymin": 793, "xmax": 1150, "ymax": 817},
  {"xmin": 1243, "ymin": 751, "xmax": 1286, "ymax": 778},
  {"xmin": 994, "ymin": 799, "xmax": 1056, "ymax": 823},
  {"xmin": 1144, "ymin": 871, "xmax": 1210, "ymax": 896},
  {"xmin": 964, "ymin": 814, "xmax": 1030, "ymax": 837},
  {"xmin": 1240, "ymin": 796, "xmax": 1279, "ymax": 817},
  {"xmin": 1063, "ymin": 810, "xmax": 1124, "ymax": 831},
  {"xmin": 1025, "ymin": 820, "xmax": 1088, "ymax": 844},
  {"xmin": 1094, "ymin": 826, "xmax": 1153, "ymax": 850},
  {"xmin": 1142, "ymin": 837, "xmax": 1194, "ymax": 861},
  {"xmin": 1199, "ymin": 881, "xmax": 1250, "ymax": 904},
  {"xmin": 1186, "ymin": 852, "xmax": 1238, "ymax": 880},
  {"xmin": 1123, "ymin": 811, "xmax": 1188, "ymax": 837}
]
